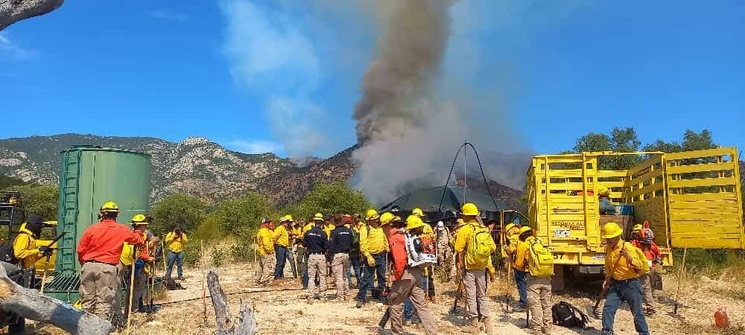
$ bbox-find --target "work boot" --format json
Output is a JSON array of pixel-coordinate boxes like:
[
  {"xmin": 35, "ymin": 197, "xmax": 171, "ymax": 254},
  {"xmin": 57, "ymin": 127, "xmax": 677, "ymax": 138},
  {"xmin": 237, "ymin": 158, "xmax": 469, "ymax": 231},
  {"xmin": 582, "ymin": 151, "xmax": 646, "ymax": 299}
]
[
  {"xmin": 355, "ymin": 300, "xmax": 364, "ymax": 309},
  {"xmin": 483, "ymin": 316, "xmax": 495, "ymax": 335},
  {"xmin": 463, "ymin": 317, "xmax": 480, "ymax": 334}
]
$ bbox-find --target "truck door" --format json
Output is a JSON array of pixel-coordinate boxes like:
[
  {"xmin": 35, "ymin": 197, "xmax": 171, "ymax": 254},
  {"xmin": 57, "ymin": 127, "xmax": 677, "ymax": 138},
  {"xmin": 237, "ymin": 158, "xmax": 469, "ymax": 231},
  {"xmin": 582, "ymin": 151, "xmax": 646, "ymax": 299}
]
[{"xmin": 664, "ymin": 147, "xmax": 744, "ymax": 249}]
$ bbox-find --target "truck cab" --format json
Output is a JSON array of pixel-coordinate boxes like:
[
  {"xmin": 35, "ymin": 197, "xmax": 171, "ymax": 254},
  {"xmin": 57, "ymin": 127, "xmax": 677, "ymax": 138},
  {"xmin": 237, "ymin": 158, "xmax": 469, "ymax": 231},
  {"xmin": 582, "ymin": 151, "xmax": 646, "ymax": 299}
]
[{"xmin": 526, "ymin": 148, "xmax": 743, "ymax": 290}]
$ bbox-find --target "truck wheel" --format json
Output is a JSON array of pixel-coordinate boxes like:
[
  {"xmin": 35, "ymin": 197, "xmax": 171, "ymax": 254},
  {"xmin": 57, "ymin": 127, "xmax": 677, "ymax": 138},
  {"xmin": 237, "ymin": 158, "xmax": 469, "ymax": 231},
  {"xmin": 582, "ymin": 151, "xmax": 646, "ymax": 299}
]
[{"xmin": 551, "ymin": 265, "xmax": 565, "ymax": 292}]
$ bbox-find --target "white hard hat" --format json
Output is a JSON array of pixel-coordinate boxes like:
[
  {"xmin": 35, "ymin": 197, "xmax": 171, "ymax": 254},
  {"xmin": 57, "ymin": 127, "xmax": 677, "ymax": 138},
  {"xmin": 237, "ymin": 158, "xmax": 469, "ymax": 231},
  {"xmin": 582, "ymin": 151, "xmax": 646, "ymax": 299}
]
[{"xmin": 437, "ymin": 221, "xmax": 444, "ymax": 227}]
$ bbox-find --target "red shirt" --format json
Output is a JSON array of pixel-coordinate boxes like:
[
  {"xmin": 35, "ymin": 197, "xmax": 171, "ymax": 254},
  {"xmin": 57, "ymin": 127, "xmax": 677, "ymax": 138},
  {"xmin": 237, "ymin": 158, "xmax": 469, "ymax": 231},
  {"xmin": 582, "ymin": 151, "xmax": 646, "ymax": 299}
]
[
  {"xmin": 77, "ymin": 219, "xmax": 144, "ymax": 265},
  {"xmin": 632, "ymin": 240, "xmax": 662, "ymax": 267},
  {"xmin": 386, "ymin": 228, "xmax": 408, "ymax": 281}
]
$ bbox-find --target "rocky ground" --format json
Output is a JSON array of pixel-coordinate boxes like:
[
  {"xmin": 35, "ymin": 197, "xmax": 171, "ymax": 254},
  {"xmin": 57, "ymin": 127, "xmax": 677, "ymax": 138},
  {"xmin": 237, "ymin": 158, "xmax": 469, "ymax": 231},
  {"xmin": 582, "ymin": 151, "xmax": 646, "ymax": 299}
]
[{"xmin": 43, "ymin": 261, "xmax": 737, "ymax": 335}]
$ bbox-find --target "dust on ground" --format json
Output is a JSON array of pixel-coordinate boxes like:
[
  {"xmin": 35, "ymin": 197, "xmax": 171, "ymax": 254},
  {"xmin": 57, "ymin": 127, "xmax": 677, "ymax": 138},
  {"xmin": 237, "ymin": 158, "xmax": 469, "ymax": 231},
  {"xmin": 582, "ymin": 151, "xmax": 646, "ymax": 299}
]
[{"xmin": 33, "ymin": 262, "xmax": 745, "ymax": 335}]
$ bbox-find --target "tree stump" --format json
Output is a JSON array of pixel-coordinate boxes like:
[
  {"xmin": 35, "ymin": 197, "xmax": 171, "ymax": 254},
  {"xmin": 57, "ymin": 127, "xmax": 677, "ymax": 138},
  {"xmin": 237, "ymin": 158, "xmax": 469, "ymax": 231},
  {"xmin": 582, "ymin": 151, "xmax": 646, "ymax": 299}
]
[
  {"xmin": 0, "ymin": 264, "xmax": 112, "ymax": 335},
  {"xmin": 0, "ymin": 0, "xmax": 64, "ymax": 30},
  {"xmin": 206, "ymin": 270, "xmax": 258, "ymax": 335}
]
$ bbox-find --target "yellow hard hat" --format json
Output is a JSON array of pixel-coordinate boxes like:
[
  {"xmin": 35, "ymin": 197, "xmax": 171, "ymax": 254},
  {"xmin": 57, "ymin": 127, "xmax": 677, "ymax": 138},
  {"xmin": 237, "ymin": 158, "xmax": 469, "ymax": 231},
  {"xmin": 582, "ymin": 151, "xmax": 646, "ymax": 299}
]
[
  {"xmin": 365, "ymin": 209, "xmax": 379, "ymax": 221},
  {"xmin": 461, "ymin": 203, "xmax": 479, "ymax": 216},
  {"xmin": 131, "ymin": 214, "xmax": 149, "ymax": 225},
  {"xmin": 284, "ymin": 215, "xmax": 294, "ymax": 222},
  {"xmin": 456, "ymin": 218, "xmax": 467, "ymax": 228},
  {"xmin": 313, "ymin": 213, "xmax": 324, "ymax": 221},
  {"xmin": 380, "ymin": 212, "xmax": 394, "ymax": 225},
  {"xmin": 505, "ymin": 223, "xmax": 515, "ymax": 232},
  {"xmin": 100, "ymin": 201, "xmax": 120, "ymax": 213},
  {"xmin": 602, "ymin": 222, "xmax": 623, "ymax": 239},
  {"xmin": 597, "ymin": 184, "xmax": 610, "ymax": 196},
  {"xmin": 519, "ymin": 226, "xmax": 532, "ymax": 234},
  {"xmin": 405, "ymin": 215, "xmax": 425, "ymax": 231},
  {"xmin": 393, "ymin": 215, "xmax": 402, "ymax": 222},
  {"xmin": 632, "ymin": 224, "xmax": 642, "ymax": 231},
  {"xmin": 412, "ymin": 208, "xmax": 424, "ymax": 217}
]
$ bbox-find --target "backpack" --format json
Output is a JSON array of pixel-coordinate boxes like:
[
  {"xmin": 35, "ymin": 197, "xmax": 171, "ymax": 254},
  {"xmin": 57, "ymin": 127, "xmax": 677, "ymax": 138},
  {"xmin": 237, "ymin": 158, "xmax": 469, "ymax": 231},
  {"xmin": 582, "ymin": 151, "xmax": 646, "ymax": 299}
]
[
  {"xmin": 351, "ymin": 228, "xmax": 360, "ymax": 249},
  {"xmin": 528, "ymin": 238, "xmax": 554, "ymax": 277},
  {"xmin": 552, "ymin": 301, "xmax": 589, "ymax": 329},
  {"xmin": 467, "ymin": 225, "xmax": 496, "ymax": 264},
  {"xmin": 0, "ymin": 232, "xmax": 29, "ymax": 264},
  {"xmin": 163, "ymin": 277, "xmax": 186, "ymax": 290}
]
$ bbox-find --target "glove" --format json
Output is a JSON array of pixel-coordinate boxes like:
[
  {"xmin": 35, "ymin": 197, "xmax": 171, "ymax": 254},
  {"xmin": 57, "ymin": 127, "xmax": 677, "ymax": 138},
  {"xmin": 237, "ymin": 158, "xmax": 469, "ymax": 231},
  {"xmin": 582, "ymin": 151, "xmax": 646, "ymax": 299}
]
[
  {"xmin": 39, "ymin": 246, "xmax": 53, "ymax": 256},
  {"xmin": 488, "ymin": 271, "xmax": 496, "ymax": 283},
  {"xmin": 366, "ymin": 255, "xmax": 376, "ymax": 267}
]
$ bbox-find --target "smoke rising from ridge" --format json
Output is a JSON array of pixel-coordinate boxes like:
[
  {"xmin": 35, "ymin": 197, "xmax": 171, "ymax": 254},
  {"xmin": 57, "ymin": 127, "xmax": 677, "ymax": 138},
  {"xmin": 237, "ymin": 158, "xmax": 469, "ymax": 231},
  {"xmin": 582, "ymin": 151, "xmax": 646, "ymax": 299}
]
[{"xmin": 351, "ymin": 0, "xmax": 531, "ymax": 205}]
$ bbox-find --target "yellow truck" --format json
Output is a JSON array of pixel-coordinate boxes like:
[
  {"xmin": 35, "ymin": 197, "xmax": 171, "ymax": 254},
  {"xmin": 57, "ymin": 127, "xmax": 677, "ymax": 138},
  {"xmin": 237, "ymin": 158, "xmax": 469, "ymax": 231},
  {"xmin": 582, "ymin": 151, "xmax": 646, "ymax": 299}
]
[{"xmin": 525, "ymin": 147, "xmax": 743, "ymax": 290}]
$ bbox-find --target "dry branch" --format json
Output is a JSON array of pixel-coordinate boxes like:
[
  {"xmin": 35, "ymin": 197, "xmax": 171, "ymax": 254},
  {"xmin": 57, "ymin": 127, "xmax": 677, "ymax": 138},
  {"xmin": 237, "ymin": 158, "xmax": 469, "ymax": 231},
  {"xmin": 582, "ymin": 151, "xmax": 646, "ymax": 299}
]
[
  {"xmin": 207, "ymin": 269, "xmax": 258, "ymax": 335},
  {"xmin": 0, "ymin": 263, "xmax": 112, "ymax": 335},
  {"xmin": 0, "ymin": 0, "xmax": 64, "ymax": 30}
]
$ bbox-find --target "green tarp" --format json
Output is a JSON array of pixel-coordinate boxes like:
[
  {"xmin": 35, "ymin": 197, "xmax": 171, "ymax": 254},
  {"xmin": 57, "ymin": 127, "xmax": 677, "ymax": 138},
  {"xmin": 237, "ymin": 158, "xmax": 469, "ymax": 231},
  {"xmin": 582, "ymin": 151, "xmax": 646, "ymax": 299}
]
[{"xmin": 379, "ymin": 185, "xmax": 507, "ymax": 214}]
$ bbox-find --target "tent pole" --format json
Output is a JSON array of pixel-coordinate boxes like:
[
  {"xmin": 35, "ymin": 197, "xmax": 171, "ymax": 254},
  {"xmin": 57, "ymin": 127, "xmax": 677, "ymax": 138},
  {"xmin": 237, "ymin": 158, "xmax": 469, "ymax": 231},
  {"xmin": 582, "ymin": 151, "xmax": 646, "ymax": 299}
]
[{"xmin": 464, "ymin": 140, "xmax": 467, "ymax": 203}]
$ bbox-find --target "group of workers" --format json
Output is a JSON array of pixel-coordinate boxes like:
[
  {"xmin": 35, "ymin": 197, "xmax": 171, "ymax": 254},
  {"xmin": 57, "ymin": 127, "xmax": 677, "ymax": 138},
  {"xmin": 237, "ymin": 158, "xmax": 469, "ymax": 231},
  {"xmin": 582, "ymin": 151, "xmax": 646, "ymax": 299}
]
[{"xmin": 73, "ymin": 201, "xmax": 186, "ymax": 325}]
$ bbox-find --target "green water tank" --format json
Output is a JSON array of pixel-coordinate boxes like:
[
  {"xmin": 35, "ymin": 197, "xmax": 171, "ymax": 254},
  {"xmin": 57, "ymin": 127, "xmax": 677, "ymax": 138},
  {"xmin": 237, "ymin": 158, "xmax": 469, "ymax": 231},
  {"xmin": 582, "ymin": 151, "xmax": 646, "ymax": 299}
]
[{"xmin": 55, "ymin": 146, "xmax": 152, "ymax": 273}]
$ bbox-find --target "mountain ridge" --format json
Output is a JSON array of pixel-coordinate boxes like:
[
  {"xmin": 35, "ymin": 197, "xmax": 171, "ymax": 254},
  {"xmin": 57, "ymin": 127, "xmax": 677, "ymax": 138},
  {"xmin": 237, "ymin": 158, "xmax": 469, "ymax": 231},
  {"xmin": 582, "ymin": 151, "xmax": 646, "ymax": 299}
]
[{"xmin": 0, "ymin": 134, "xmax": 525, "ymax": 210}]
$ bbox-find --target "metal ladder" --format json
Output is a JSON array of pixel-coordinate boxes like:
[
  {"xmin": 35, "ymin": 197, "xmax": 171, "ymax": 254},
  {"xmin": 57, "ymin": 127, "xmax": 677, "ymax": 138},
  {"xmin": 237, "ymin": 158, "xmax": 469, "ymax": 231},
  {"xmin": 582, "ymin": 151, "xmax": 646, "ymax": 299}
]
[{"xmin": 58, "ymin": 150, "xmax": 82, "ymax": 272}]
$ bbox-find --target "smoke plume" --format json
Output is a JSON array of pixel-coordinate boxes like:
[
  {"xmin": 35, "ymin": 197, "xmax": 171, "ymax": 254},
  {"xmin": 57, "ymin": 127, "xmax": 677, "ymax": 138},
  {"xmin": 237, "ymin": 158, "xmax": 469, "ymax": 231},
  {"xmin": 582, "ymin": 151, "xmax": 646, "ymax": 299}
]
[{"xmin": 351, "ymin": 0, "xmax": 530, "ymax": 204}]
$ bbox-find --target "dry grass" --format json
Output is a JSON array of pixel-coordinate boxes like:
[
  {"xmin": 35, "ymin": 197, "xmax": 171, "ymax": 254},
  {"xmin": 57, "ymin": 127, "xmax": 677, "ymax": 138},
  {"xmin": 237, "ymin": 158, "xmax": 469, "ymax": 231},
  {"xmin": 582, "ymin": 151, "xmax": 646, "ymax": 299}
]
[{"xmin": 22, "ymin": 260, "xmax": 745, "ymax": 335}]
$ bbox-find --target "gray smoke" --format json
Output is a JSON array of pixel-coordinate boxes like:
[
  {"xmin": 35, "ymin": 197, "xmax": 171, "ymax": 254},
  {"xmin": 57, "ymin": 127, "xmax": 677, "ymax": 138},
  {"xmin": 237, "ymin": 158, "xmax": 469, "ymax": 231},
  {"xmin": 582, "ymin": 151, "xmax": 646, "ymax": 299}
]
[{"xmin": 350, "ymin": 0, "xmax": 531, "ymax": 205}]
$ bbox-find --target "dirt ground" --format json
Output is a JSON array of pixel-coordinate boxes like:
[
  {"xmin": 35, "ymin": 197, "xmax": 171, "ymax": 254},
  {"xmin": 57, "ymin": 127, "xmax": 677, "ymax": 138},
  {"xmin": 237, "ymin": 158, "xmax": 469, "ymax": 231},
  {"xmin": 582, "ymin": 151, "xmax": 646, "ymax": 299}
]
[{"xmin": 30, "ymin": 261, "xmax": 745, "ymax": 335}]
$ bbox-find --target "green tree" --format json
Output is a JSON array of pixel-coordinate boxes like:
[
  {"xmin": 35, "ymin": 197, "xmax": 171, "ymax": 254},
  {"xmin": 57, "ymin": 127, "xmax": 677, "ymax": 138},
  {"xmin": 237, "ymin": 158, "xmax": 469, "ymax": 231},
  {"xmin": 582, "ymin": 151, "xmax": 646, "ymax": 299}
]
[
  {"xmin": 150, "ymin": 194, "xmax": 207, "ymax": 235},
  {"xmin": 296, "ymin": 182, "xmax": 371, "ymax": 219},
  {"xmin": 212, "ymin": 192, "xmax": 275, "ymax": 236},
  {"xmin": 2, "ymin": 184, "xmax": 59, "ymax": 221},
  {"xmin": 573, "ymin": 127, "xmax": 641, "ymax": 170},
  {"xmin": 0, "ymin": 174, "xmax": 26, "ymax": 190}
]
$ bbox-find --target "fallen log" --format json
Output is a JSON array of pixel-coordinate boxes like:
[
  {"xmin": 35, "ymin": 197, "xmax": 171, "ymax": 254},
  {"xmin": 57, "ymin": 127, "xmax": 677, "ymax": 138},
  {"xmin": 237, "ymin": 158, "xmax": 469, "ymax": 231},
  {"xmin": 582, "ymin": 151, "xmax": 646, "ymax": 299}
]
[
  {"xmin": 0, "ymin": 263, "xmax": 112, "ymax": 335},
  {"xmin": 0, "ymin": 0, "xmax": 64, "ymax": 30},
  {"xmin": 207, "ymin": 269, "xmax": 258, "ymax": 335}
]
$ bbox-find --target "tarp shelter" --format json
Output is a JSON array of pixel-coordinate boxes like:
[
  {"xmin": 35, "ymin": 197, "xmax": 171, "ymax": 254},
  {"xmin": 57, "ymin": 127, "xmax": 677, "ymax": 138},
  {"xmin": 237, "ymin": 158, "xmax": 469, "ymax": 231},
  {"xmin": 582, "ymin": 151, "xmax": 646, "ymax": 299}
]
[{"xmin": 379, "ymin": 185, "xmax": 509, "ymax": 221}]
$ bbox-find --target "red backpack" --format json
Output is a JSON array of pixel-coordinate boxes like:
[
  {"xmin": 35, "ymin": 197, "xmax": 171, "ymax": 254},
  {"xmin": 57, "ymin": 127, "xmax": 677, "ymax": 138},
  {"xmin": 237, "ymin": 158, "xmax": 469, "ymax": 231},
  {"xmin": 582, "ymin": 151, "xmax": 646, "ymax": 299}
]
[{"xmin": 388, "ymin": 229, "xmax": 408, "ymax": 281}]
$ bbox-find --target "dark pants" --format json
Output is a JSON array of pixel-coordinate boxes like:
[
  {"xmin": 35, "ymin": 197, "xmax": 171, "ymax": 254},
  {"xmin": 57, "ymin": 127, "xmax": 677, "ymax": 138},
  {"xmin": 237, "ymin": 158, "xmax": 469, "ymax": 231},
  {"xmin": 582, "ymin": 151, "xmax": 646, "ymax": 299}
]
[
  {"xmin": 348, "ymin": 256, "xmax": 361, "ymax": 287},
  {"xmin": 514, "ymin": 269, "xmax": 528, "ymax": 307},
  {"xmin": 166, "ymin": 251, "xmax": 184, "ymax": 279},
  {"xmin": 297, "ymin": 248, "xmax": 308, "ymax": 288},
  {"xmin": 274, "ymin": 246, "xmax": 296, "ymax": 279},
  {"xmin": 356, "ymin": 253, "xmax": 387, "ymax": 302},
  {"xmin": 602, "ymin": 278, "xmax": 649, "ymax": 335}
]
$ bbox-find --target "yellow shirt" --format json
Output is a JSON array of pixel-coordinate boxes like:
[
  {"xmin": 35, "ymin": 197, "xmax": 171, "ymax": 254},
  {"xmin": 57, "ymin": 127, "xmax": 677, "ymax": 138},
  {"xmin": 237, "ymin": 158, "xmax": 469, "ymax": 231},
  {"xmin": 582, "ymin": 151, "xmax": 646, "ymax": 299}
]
[
  {"xmin": 324, "ymin": 224, "xmax": 336, "ymax": 239},
  {"xmin": 454, "ymin": 221, "xmax": 495, "ymax": 270},
  {"xmin": 165, "ymin": 232, "xmax": 188, "ymax": 253},
  {"xmin": 423, "ymin": 224, "xmax": 435, "ymax": 240},
  {"xmin": 120, "ymin": 232, "xmax": 148, "ymax": 266},
  {"xmin": 501, "ymin": 227, "xmax": 521, "ymax": 259},
  {"xmin": 360, "ymin": 224, "xmax": 388, "ymax": 257},
  {"xmin": 13, "ymin": 228, "xmax": 41, "ymax": 269},
  {"xmin": 605, "ymin": 241, "xmax": 647, "ymax": 281},
  {"xmin": 256, "ymin": 227, "xmax": 275, "ymax": 256},
  {"xmin": 273, "ymin": 224, "xmax": 290, "ymax": 247},
  {"xmin": 302, "ymin": 222, "xmax": 315, "ymax": 236},
  {"xmin": 514, "ymin": 236, "xmax": 534, "ymax": 272}
]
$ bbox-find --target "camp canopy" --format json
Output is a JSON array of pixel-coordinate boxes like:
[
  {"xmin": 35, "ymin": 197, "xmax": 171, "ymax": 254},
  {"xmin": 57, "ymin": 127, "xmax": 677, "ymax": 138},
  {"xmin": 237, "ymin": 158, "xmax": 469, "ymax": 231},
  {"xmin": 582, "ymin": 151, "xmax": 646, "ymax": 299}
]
[{"xmin": 379, "ymin": 185, "xmax": 508, "ymax": 216}]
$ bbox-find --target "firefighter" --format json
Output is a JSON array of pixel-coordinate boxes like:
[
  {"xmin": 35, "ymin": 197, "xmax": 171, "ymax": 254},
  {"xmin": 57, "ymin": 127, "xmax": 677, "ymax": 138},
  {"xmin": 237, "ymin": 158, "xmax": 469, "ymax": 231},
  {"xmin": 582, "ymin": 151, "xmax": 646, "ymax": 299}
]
[
  {"xmin": 303, "ymin": 214, "xmax": 330, "ymax": 303},
  {"xmin": 385, "ymin": 214, "xmax": 438, "ymax": 335},
  {"xmin": 330, "ymin": 215, "xmax": 354, "ymax": 300},
  {"xmin": 600, "ymin": 222, "xmax": 650, "ymax": 335},
  {"xmin": 165, "ymin": 226, "xmax": 188, "ymax": 280},
  {"xmin": 255, "ymin": 218, "xmax": 276, "ymax": 286},
  {"xmin": 356, "ymin": 209, "xmax": 389, "ymax": 308},
  {"xmin": 454, "ymin": 203, "xmax": 497, "ymax": 334},
  {"xmin": 77, "ymin": 201, "xmax": 144, "ymax": 321},
  {"xmin": 120, "ymin": 214, "xmax": 154, "ymax": 314},
  {"xmin": 7, "ymin": 213, "xmax": 46, "ymax": 334}
]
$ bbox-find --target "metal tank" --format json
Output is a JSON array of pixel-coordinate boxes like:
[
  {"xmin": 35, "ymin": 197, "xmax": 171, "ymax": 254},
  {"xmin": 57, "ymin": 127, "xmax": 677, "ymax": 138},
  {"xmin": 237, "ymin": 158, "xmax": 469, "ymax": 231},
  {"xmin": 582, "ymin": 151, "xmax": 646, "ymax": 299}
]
[{"xmin": 46, "ymin": 145, "xmax": 151, "ymax": 302}]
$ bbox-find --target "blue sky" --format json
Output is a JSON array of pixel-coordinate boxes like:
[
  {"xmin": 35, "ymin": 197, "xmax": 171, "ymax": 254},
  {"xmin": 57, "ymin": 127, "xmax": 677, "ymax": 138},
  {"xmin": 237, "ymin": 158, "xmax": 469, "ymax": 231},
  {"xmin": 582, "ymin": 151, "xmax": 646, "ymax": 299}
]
[{"xmin": 1, "ymin": 0, "xmax": 743, "ymax": 158}]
